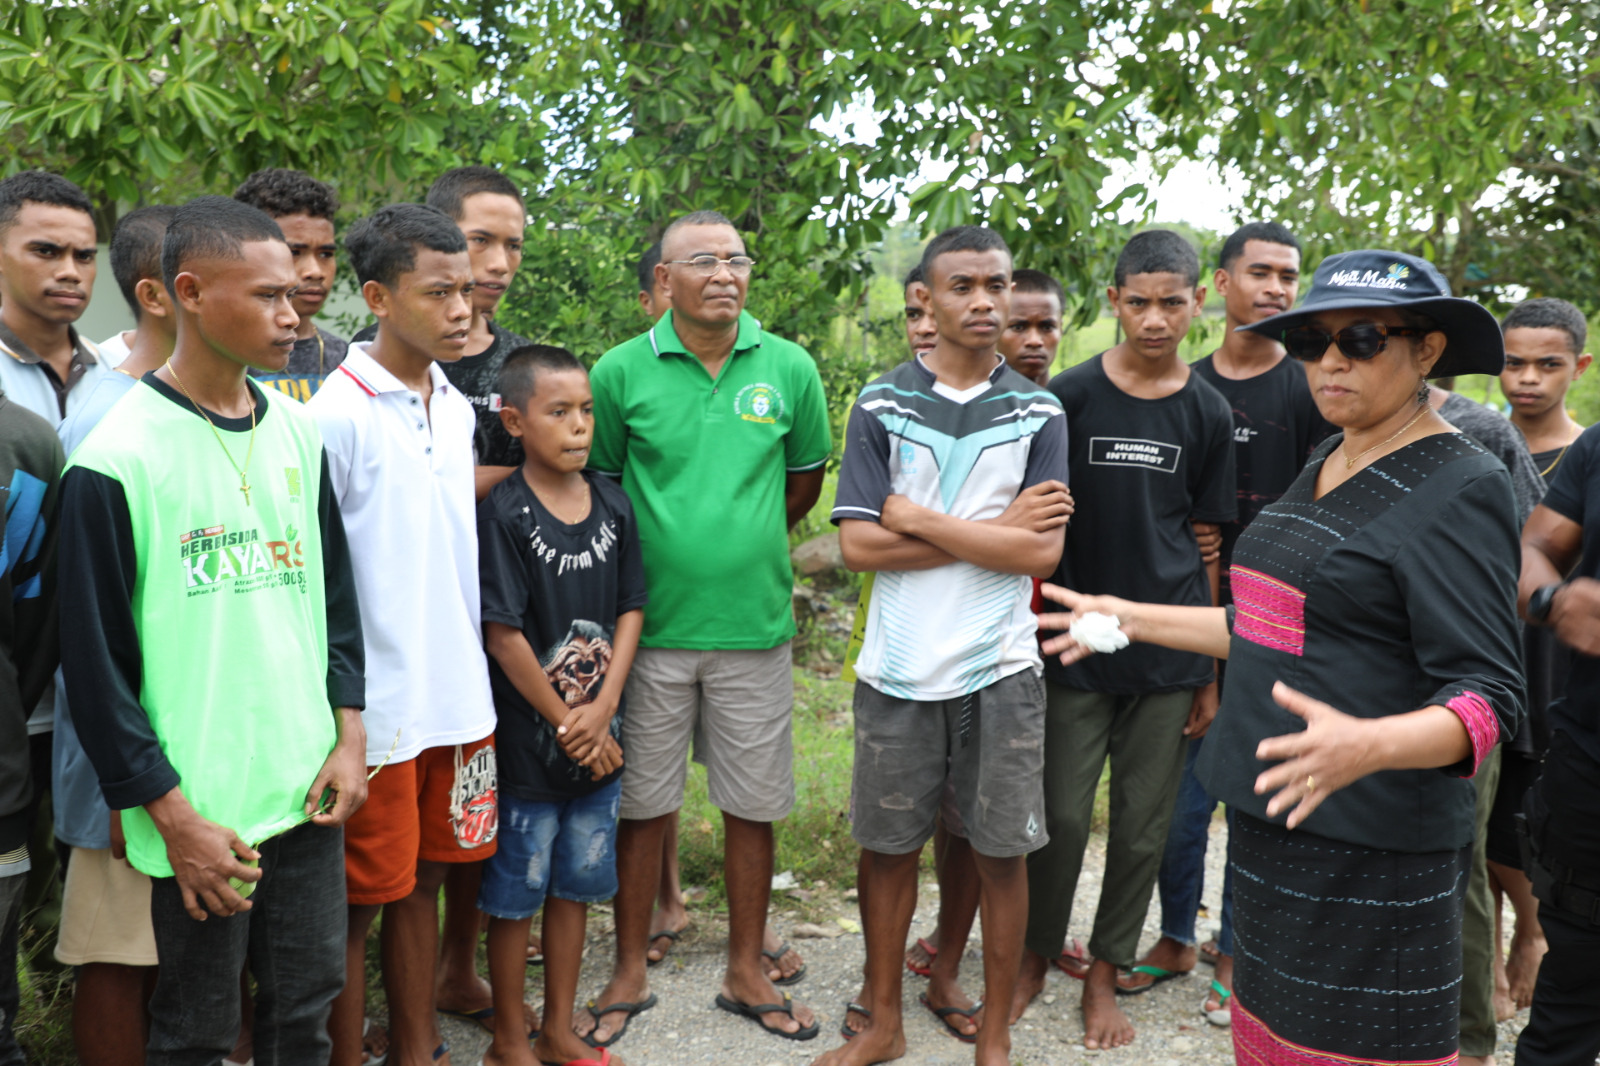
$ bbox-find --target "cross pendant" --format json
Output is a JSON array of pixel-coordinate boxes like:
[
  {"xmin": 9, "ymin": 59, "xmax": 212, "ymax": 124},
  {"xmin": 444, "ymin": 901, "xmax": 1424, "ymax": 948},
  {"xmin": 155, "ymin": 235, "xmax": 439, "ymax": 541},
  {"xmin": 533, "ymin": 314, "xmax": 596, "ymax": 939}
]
[{"xmin": 240, "ymin": 477, "xmax": 251, "ymax": 506}]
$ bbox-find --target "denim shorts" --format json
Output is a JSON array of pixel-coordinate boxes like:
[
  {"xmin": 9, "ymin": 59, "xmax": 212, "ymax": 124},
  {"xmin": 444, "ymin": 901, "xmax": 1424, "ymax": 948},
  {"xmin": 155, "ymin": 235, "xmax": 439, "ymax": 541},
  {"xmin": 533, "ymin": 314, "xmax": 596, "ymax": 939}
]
[{"xmin": 477, "ymin": 781, "xmax": 621, "ymax": 919}]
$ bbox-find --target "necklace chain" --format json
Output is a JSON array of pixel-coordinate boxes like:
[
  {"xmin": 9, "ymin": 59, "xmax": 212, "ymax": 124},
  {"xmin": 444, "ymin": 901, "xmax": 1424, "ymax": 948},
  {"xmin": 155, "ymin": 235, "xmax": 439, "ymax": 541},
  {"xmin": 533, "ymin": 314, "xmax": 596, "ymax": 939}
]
[
  {"xmin": 1341, "ymin": 402, "xmax": 1431, "ymax": 470},
  {"xmin": 165, "ymin": 358, "xmax": 257, "ymax": 506},
  {"xmin": 1539, "ymin": 441, "xmax": 1572, "ymax": 478}
]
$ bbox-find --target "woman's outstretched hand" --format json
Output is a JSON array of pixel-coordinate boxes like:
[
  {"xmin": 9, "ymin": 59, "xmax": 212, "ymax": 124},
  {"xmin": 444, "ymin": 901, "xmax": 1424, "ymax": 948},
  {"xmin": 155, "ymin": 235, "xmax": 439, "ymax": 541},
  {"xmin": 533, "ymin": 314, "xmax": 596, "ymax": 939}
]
[
  {"xmin": 1255, "ymin": 681, "xmax": 1380, "ymax": 829},
  {"xmin": 1037, "ymin": 583, "xmax": 1138, "ymax": 665}
]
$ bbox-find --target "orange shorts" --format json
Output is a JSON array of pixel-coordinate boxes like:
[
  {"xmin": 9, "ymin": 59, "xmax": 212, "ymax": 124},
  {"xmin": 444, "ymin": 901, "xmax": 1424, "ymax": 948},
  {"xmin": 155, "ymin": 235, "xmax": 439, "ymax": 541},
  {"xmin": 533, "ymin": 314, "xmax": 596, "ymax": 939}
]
[{"xmin": 343, "ymin": 736, "xmax": 498, "ymax": 905}]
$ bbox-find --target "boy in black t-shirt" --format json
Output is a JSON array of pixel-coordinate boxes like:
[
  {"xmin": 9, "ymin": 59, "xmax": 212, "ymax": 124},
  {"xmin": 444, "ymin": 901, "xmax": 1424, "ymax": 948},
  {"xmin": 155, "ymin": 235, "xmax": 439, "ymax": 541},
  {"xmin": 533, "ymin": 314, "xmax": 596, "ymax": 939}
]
[
  {"xmin": 1015, "ymin": 230, "xmax": 1236, "ymax": 1051},
  {"xmin": 476, "ymin": 344, "xmax": 646, "ymax": 1066}
]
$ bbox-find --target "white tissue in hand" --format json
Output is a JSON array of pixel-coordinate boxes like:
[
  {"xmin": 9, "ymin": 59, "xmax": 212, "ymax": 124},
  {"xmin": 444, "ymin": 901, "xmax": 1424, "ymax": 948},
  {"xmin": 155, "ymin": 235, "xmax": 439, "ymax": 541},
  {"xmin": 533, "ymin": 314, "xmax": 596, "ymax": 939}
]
[{"xmin": 1070, "ymin": 611, "xmax": 1129, "ymax": 653}]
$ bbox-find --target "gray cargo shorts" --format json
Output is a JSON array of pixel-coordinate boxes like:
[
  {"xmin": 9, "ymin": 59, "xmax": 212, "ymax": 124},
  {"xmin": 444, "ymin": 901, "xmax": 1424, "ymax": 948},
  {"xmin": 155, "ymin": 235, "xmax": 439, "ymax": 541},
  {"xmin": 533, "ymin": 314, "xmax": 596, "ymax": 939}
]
[{"xmin": 850, "ymin": 667, "xmax": 1047, "ymax": 859}]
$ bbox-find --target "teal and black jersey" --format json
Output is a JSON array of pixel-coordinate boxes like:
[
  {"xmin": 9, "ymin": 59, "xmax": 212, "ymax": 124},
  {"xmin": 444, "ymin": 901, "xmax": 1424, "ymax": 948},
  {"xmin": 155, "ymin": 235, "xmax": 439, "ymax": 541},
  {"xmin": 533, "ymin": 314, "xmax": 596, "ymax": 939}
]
[{"xmin": 832, "ymin": 356, "xmax": 1067, "ymax": 700}]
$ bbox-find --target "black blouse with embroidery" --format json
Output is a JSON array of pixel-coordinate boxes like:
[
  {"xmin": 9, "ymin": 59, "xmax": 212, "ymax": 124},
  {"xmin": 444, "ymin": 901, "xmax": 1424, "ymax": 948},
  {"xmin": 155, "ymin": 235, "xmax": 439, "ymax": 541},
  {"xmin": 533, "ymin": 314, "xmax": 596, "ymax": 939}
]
[{"xmin": 1195, "ymin": 433, "xmax": 1525, "ymax": 853}]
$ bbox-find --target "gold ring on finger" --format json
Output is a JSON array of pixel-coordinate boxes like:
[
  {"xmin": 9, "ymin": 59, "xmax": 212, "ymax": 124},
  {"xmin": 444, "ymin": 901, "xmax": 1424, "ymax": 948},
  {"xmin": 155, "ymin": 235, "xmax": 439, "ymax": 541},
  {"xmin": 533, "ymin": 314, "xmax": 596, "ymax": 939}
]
[{"xmin": 1306, "ymin": 775, "xmax": 1316, "ymax": 792}]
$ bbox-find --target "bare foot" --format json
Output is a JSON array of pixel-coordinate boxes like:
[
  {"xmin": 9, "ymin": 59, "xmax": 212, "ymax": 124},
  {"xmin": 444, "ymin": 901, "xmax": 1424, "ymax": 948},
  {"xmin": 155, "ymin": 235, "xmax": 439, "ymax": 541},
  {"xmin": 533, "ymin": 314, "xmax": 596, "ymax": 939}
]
[
  {"xmin": 526, "ymin": 932, "xmax": 543, "ymax": 964},
  {"xmin": 482, "ymin": 1032, "xmax": 539, "ymax": 1066},
  {"xmin": 1506, "ymin": 927, "xmax": 1548, "ymax": 1011},
  {"xmin": 535, "ymin": 1025, "xmax": 626, "ymax": 1066},
  {"xmin": 1082, "ymin": 961, "xmax": 1136, "ymax": 1050},
  {"xmin": 809, "ymin": 1017, "xmax": 907, "ymax": 1066},
  {"xmin": 362, "ymin": 1020, "xmax": 389, "ymax": 1065},
  {"xmin": 573, "ymin": 972, "xmax": 651, "ymax": 1046},
  {"xmin": 763, "ymin": 925, "xmax": 805, "ymax": 983},
  {"xmin": 1010, "ymin": 949, "xmax": 1049, "ymax": 1024},
  {"xmin": 1198, "ymin": 938, "xmax": 1223, "ymax": 966},
  {"xmin": 904, "ymin": 934, "xmax": 935, "ymax": 975},
  {"xmin": 719, "ymin": 972, "xmax": 815, "ymax": 1037}
]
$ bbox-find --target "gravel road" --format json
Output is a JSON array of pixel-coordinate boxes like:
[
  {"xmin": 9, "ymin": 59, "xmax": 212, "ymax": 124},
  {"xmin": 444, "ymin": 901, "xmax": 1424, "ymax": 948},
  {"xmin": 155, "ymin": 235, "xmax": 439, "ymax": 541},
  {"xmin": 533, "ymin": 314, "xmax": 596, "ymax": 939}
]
[{"xmin": 433, "ymin": 817, "xmax": 1531, "ymax": 1064}]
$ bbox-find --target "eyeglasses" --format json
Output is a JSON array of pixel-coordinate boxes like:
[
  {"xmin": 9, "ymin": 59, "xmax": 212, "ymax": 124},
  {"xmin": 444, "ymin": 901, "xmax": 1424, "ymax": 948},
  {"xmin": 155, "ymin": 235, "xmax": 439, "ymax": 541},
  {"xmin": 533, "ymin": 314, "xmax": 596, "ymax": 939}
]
[
  {"xmin": 1283, "ymin": 323, "xmax": 1435, "ymax": 362},
  {"xmin": 665, "ymin": 255, "xmax": 756, "ymax": 277}
]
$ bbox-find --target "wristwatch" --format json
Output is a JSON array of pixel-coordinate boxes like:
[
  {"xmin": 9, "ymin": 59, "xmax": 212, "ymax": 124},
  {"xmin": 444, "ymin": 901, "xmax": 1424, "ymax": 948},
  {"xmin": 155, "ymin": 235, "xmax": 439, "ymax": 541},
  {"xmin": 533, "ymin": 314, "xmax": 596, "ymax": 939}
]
[{"xmin": 1528, "ymin": 582, "xmax": 1563, "ymax": 624}]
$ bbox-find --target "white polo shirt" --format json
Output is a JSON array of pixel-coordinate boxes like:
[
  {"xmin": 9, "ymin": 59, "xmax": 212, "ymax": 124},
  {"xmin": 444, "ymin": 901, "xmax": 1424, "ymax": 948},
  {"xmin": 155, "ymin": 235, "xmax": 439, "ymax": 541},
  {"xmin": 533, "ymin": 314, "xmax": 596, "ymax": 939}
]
[{"xmin": 309, "ymin": 343, "xmax": 495, "ymax": 765}]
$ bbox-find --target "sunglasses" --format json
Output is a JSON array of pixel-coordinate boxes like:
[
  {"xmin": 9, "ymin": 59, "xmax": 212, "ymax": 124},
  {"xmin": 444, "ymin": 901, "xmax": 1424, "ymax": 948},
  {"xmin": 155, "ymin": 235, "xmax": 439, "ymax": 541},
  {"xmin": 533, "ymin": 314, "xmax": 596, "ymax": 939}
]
[{"xmin": 1282, "ymin": 323, "xmax": 1435, "ymax": 362}]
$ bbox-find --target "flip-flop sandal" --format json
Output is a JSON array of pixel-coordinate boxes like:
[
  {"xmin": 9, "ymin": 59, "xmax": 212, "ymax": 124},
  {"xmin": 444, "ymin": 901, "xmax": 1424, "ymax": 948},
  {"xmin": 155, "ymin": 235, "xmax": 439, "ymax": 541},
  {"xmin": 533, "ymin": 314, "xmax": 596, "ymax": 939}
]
[
  {"xmin": 840, "ymin": 1001, "xmax": 870, "ymax": 1041},
  {"xmin": 645, "ymin": 928, "xmax": 682, "ymax": 966},
  {"xmin": 762, "ymin": 941, "xmax": 807, "ymax": 986},
  {"xmin": 541, "ymin": 1049, "xmax": 612, "ymax": 1066},
  {"xmin": 437, "ymin": 1006, "xmax": 496, "ymax": 1033},
  {"xmin": 905, "ymin": 936, "xmax": 938, "ymax": 978},
  {"xmin": 918, "ymin": 991, "xmax": 981, "ymax": 1044},
  {"xmin": 1115, "ymin": 964, "xmax": 1188, "ymax": 996},
  {"xmin": 431, "ymin": 1044, "xmax": 449, "ymax": 1062},
  {"xmin": 1203, "ymin": 979, "xmax": 1233, "ymax": 1027},
  {"xmin": 582, "ymin": 994, "xmax": 658, "ymax": 1048},
  {"xmin": 713, "ymin": 992, "xmax": 821, "ymax": 1041},
  {"xmin": 1198, "ymin": 940, "xmax": 1224, "ymax": 967},
  {"xmin": 1051, "ymin": 938, "xmax": 1092, "ymax": 980}
]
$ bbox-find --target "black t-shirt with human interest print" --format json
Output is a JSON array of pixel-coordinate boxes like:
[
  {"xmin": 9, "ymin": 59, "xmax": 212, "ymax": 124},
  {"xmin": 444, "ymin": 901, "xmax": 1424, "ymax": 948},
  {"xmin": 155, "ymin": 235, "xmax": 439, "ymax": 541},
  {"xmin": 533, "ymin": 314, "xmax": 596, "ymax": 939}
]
[
  {"xmin": 1191, "ymin": 353, "xmax": 1335, "ymax": 601},
  {"xmin": 478, "ymin": 470, "xmax": 648, "ymax": 802},
  {"xmin": 1045, "ymin": 354, "xmax": 1238, "ymax": 694}
]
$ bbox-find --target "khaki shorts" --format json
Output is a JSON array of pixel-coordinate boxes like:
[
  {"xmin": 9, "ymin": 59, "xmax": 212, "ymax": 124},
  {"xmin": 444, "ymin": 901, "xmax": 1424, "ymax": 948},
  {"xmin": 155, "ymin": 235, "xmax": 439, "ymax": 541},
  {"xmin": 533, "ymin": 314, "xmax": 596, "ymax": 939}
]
[
  {"xmin": 55, "ymin": 846, "xmax": 158, "ymax": 967},
  {"xmin": 620, "ymin": 642, "xmax": 795, "ymax": 823}
]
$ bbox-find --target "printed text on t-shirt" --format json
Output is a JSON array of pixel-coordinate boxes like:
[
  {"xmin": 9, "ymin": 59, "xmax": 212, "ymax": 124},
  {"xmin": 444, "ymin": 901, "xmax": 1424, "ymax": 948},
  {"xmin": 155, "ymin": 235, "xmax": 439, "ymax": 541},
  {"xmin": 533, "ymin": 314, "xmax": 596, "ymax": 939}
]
[
  {"xmin": 1088, "ymin": 437, "xmax": 1182, "ymax": 474},
  {"xmin": 527, "ymin": 518, "xmax": 620, "ymax": 576}
]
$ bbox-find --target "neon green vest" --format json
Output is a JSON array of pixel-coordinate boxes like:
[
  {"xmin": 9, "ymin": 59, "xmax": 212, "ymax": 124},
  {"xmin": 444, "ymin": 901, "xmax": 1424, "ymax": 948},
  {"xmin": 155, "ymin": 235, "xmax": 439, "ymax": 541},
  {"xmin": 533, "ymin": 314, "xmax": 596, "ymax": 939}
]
[{"xmin": 68, "ymin": 383, "xmax": 337, "ymax": 877}]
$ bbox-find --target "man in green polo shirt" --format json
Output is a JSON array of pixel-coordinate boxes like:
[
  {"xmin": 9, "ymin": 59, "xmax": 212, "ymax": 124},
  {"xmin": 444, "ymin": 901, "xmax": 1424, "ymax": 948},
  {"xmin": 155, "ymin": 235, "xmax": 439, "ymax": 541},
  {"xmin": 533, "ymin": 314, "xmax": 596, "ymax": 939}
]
[{"xmin": 578, "ymin": 210, "xmax": 830, "ymax": 1047}]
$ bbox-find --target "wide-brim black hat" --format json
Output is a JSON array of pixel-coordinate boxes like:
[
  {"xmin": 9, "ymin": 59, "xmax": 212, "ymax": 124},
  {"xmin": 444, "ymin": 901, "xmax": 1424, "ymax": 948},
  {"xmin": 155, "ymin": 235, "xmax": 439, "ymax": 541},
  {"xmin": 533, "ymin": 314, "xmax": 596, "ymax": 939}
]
[{"xmin": 1238, "ymin": 250, "xmax": 1503, "ymax": 378}]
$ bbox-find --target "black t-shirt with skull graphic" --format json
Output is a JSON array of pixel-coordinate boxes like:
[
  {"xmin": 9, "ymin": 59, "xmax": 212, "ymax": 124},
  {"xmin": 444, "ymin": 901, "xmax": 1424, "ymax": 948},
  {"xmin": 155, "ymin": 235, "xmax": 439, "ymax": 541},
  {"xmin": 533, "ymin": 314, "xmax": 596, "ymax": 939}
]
[{"xmin": 478, "ymin": 469, "xmax": 648, "ymax": 801}]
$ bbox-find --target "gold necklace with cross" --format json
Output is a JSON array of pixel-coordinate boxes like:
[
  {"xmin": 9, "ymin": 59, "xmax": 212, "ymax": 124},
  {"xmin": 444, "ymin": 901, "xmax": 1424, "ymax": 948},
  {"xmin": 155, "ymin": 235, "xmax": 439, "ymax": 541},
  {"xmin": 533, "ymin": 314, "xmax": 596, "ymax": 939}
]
[{"xmin": 165, "ymin": 358, "xmax": 258, "ymax": 505}]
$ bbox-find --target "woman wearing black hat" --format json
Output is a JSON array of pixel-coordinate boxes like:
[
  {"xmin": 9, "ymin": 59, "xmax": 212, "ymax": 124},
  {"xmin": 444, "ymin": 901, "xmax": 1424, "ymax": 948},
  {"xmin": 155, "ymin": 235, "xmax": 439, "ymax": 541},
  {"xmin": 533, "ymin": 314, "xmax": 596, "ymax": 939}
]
[{"xmin": 1038, "ymin": 250, "xmax": 1524, "ymax": 1064}]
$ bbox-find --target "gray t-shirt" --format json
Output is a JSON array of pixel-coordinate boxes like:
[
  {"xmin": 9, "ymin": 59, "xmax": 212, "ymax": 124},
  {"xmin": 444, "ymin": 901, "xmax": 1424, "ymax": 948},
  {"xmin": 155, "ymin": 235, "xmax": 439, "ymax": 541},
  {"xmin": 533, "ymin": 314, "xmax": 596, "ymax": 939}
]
[{"xmin": 1439, "ymin": 390, "xmax": 1542, "ymax": 524}]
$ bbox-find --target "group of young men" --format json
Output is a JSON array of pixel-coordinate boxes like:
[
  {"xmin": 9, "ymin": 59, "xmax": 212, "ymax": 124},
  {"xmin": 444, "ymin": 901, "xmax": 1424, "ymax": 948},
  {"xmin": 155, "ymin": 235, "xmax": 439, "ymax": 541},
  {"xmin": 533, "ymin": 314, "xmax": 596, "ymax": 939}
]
[{"xmin": 0, "ymin": 156, "xmax": 1596, "ymax": 1066}]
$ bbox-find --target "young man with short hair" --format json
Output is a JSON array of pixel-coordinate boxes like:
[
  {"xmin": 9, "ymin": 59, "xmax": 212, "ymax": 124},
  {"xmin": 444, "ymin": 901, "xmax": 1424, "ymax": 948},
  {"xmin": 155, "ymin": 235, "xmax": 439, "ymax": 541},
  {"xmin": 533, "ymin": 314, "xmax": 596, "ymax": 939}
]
[
  {"xmin": 311, "ymin": 203, "xmax": 499, "ymax": 1066},
  {"xmin": 51, "ymin": 203, "xmax": 179, "ymax": 1066},
  {"xmin": 1133, "ymin": 221, "xmax": 1323, "ymax": 1025},
  {"xmin": 94, "ymin": 206, "xmax": 179, "ymax": 370},
  {"xmin": 0, "ymin": 171, "xmax": 107, "ymax": 425},
  {"xmin": 1016, "ymin": 229, "xmax": 1236, "ymax": 1051},
  {"xmin": 234, "ymin": 168, "xmax": 349, "ymax": 399},
  {"xmin": 0, "ymin": 167, "xmax": 108, "ymax": 980},
  {"xmin": 1483, "ymin": 298, "xmax": 1591, "ymax": 1038},
  {"xmin": 816, "ymin": 225, "xmax": 1069, "ymax": 1066},
  {"xmin": 842, "ymin": 262, "xmax": 992, "ymax": 1045},
  {"xmin": 1503, "ymin": 298, "xmax": 1592, "ymax": 470},
  {"xmin": 581, "ymin": 209, "xmax": 831, "ymax": 1048},
  {"xmin": 1001, "ymin": 269, "xmax": 1064, "ymax": 386},
  {"xmin": 60, "ymin": 194, "xmax": 369, "ymax": 1066}
]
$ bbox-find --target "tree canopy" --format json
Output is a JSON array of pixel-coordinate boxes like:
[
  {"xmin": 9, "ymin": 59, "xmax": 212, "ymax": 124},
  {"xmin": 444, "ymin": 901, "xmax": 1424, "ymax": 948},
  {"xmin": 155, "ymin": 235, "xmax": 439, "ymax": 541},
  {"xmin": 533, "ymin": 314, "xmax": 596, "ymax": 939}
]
[{"xmin": 4, "ymin": 0, "xmax": 1597, "ymax": 353}]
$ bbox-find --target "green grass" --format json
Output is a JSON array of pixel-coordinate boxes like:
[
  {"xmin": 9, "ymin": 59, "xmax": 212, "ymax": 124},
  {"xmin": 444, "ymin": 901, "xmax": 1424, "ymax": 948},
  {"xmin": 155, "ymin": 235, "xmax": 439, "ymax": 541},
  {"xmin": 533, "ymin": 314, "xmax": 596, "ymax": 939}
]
[{"xmin": 675, "ymin": 670, "xmax": 864, "ymax": 897}]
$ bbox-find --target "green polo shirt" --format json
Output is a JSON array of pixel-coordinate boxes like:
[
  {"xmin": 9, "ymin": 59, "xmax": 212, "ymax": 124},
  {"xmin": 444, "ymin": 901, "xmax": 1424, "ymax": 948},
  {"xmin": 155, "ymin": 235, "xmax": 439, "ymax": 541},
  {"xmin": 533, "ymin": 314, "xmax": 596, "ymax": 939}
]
[{"xmin": 591, "ymin": 310, "xmax": 830, "ymax": 649}]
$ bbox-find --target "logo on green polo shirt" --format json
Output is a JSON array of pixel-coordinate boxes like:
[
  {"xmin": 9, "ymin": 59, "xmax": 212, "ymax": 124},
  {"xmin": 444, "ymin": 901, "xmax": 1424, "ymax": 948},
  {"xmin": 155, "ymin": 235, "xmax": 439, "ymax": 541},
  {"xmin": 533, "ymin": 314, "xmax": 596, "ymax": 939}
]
[
  {"xmin": 285, "ymin": 466, "xmax": 302, "ymax": 499},
  {"xmin": 733, "ymin": 382, "xmax": 784, "ymax": 424}
]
